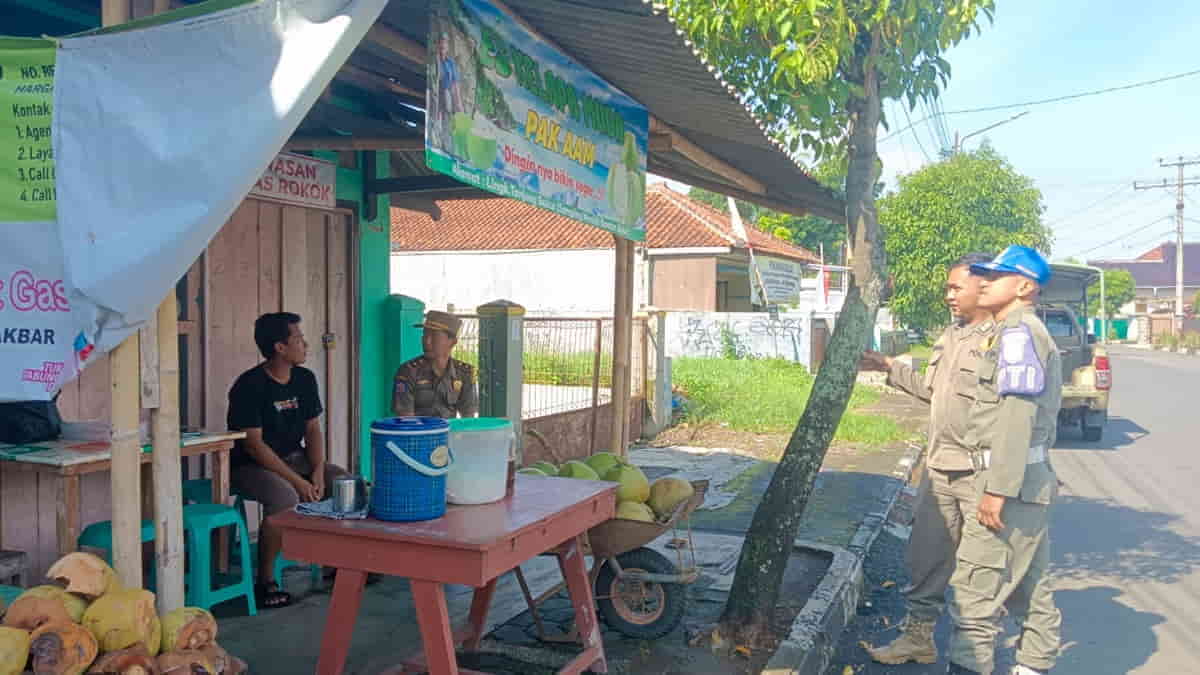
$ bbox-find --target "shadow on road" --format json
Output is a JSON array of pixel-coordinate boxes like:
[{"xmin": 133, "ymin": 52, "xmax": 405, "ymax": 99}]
[
  {"xmin": 1055, "ymin": 416, "xmax": 1149, "ymax": 452},
  {"xmin": 1051, "ymin": 495, "xmax": 1200, "ymax": 584},
  {"xmin": 1054, "ymin": 587, "xmax": 1164, "ymax": 675}
]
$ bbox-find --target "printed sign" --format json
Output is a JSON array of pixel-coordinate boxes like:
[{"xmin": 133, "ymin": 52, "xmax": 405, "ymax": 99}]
[
  {"xmin": 758, "ymin": 255, "xmax": 803, "ymax": 305},
  {"xmin": 426, "ymin": 0, "xmax": 649, "ymax": 240},
  {"xmin": 0, "ymin": 39, "xmax": 56, "ymax": 222},
  {"xmin": 250, "ymin": 152, "xmax": 337, "ymax": 209}
]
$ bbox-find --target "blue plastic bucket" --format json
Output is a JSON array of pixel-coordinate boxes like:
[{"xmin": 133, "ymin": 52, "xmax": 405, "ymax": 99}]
[{"xmin": 370, "ymin": 417, "xmax": 452, "ymax": 522}]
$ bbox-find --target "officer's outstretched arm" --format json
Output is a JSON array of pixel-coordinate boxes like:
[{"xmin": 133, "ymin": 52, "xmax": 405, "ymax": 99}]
[{"xmin": 887, "ymin": 360, "xmax": 934, "ymax": 403}]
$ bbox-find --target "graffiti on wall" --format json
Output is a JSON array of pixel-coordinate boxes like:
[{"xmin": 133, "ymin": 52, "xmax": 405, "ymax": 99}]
[{"xmin": 668, "ymin": 312, "xmax": 813, "ymax": 367}]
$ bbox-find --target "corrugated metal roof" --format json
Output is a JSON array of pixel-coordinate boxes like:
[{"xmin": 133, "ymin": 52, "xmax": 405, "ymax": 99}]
[{"xmin": 370, "ymin": 0, "xmax": 844, "ymax": 221}]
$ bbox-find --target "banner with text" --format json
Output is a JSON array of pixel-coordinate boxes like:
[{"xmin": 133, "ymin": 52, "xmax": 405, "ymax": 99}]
[
  {"xmin": 426, "ymin": 0, "xmax": 648, "ymax": 241},
  {"xmin": 0, "ymin": 0, "xmax": 387, "ymax": 402},
  {"xmin": 757, "ymin": 255, "xmax": 803, "ymax": 305}
]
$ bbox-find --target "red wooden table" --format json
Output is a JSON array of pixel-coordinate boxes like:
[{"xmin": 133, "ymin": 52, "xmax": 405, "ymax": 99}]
[{"xmin": 271, "ymin": 475, "xmax": 617, "ymax": 675}]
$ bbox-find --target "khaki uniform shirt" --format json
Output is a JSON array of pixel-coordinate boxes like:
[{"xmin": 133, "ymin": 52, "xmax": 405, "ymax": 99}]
[
  {"xmin": 392, "ymin": 356, "xmax": 479, "ymax": 419},
  {"xmin": 888, "ymin": 319, "xmax": 994, "ymax": 471},
  {"xmin": 964, "ymin": 305, "xmax": 1062, "ymax": 503}
]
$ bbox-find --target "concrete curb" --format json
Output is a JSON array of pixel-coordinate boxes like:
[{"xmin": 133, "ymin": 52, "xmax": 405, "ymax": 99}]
[{"xmin": 763, "ymin": 443, "xmax": 922, "ymax": 675}]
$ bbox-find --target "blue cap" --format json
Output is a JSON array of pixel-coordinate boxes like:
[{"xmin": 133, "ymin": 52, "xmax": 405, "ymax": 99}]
[{"xmin": 970, "ymin": 245, "xmax": 1052, "ymax": 285}]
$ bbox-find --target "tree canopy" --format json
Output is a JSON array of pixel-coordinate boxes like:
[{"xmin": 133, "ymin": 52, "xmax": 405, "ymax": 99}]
[
  {"xmin": 667, "ymin": 0, "xmax": 996, "ymax": 650},
  {"xmin": 878, "ymin": 146, "xmax": 1052, "ymax": 331},
  {"xmin": 1088, "ymin": 269, "xmax": 1136, "ymax": 317}
]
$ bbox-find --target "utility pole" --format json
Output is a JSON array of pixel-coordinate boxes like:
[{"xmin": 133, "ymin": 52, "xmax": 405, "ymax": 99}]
[
  {"xmin": 1134, "ymin": 156, "xmax": 1200, "ymax": 333},
  {"xmin": 953, "ymin": 111, "xmax": 1030, "ymax": 154}
]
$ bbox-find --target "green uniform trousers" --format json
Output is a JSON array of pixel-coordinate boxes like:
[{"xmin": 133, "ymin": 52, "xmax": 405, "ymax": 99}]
[
  {"xmin": 947, "ymin": 482, "xmax": 1061, "ymax": 674},
  {"xmin": 906, "ymin": 467, "xmax": 979, "ymax": 622}
]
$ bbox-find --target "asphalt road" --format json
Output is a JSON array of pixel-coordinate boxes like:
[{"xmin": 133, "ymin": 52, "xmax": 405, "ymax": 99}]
[{"xmin": 831, "ymin": 345, "xmax": 1200, "ymax": 674}]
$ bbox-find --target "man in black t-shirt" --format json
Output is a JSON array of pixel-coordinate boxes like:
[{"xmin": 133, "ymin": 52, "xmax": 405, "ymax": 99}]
[{"xmin": 227, "ymin": 312, "xmax": 348, "ymax": 609}]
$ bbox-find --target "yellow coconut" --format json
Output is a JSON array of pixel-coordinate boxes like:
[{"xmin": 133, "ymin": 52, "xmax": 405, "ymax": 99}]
[
  {"xmin": 615, "ymin": 501, "xmax": 655, "ymax": 523},
  {"xmin": 81, "ymin": 588, "xmax": 158, "ymax": 655},
  {"xmin": 46, "ymin": 553, "xmax": 118, "ymax": 600},
  {"xmin": 159, "ymin": 609, "xmax": 216, "ymax": 654},
  {"xmin": 602, "ymin": 462, "xmax": 650, "ymax": 503},
  {"xmin": 647, "ymin": 477, "xmax": 695, "ymax": 520},
  {"xmin": 10, "ymin": 586, "xmax": 89, "ymax": 625},
  {"xmin": 29, "ymin": 620, "xmax": 98, "ymax": 675},
  {"xmin": 0, "ymin": 626, "xmax": 31, "ymax": 675}
]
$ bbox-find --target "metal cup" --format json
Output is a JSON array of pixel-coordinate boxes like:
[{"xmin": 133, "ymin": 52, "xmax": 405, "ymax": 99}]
[{"xmin": 332, "ymin": 476, "xmax": 359, "ymax": 513}]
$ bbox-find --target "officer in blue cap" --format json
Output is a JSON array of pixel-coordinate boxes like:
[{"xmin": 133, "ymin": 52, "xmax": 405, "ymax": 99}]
[{"xmin": 945, "ymin": 245, "xmax": 1063, "ymax": 675}]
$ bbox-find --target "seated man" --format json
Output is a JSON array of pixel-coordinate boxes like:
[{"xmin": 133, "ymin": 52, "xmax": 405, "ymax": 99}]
[
  {"xmin": 227, "ymin": 312, "xmax": 349, "ymax": 609},
  {"xmin": 393, "ymin": 310, "xmax": 479, "ymax": 418}
]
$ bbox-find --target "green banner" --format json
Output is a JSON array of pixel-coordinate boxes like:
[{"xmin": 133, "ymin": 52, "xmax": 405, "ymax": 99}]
[
  {"xmin": 0, "ymin": 38, "xmax": 56, "ymax": 223},
  {"xmin": 426, "ymin": 0, "xmax": 648, "ymax": 240}
]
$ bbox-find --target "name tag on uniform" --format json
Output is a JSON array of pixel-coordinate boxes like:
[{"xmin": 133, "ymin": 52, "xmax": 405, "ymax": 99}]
[{"xmin": 417, "ymin": 379, "xmax": 431, "ymax": 385}]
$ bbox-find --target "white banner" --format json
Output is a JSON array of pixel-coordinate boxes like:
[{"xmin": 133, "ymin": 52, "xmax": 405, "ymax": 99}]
[
  {"xmin": 0, "ymin": 0, "xmax": 388, "ymax": 401},
  {"xmin": 757, "ymin": 255, "xmax": 803, "ymax": 305}
]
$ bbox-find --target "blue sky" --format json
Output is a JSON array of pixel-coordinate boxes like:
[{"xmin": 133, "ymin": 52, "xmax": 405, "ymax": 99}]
[
  {"xmin": 654, "ymin": 0, "xmax": 1199, "ymax": 263},
  {"xmin": 877, "ymin": 0, "xmax": 1200, "ymax": 263}
]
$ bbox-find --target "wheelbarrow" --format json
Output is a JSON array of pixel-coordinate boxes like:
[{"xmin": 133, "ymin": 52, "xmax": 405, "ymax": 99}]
[{"xmin": 512, "ymin": 478, "xmax": 708, "ymax": 641}]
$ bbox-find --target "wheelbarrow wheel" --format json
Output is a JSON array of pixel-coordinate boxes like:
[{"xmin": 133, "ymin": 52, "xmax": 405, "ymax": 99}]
[{"xmin": 594, "ymin": 547, "xmax": 686, "ymax": 640}]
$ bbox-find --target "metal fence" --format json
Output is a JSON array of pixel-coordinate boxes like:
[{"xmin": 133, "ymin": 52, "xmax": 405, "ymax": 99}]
[{"xmin": 450, "ymin": 314, "xmax": 650, "ymax": 421}]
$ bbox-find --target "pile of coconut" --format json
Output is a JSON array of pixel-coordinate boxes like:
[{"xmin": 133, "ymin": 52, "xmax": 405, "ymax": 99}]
[
  {"xmin": 517, "ymin": 451, "xmax": 695, "ymax": 523},
  {"xmin": 0, "ymin": 552, "xmax": 246, "ymax": 674}
]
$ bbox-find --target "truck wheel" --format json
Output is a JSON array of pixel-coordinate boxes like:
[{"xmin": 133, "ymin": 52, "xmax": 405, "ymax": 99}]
[
  {"xmin": 1082, "ymin": 424, "xmax": 1103, "ymax": 442},
  {"xmin": 595, "ymin": 547, "xmax": 687, "ymax": 640}
]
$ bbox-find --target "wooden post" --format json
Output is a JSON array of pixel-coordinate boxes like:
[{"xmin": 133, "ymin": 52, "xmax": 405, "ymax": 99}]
[
  {"xmin": 621, "ymin": 242, "xmax": 636, "ymax": 450},
  {"xmin": 102, "ymin": 0, "xmax": 141, "ymax": 590},
  {"xmin": 589, "ymin": 318, "xmax": 602, "ymax": 454},
  {"xmin": 610, "ymin": 237, "xmax": 631, "ymax": 457},
  {"xmin": 152, "ymin": 293, "xmax": 184, "ymax": 612}
]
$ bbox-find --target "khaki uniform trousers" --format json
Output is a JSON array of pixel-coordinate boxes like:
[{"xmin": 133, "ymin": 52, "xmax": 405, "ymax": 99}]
[
  {"xmin": 948, "ymin": 486, "xmax": 1061, "ymax": 674},
  {"xmin": 906, "ymin": 467, "xmax": 979, "ymax": 622}
]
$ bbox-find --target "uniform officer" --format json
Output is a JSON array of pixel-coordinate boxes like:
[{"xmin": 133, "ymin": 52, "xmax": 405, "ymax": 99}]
[
  {"xmin": 947, "ymin": 246, "xmax": 1063, "ymax": 675},
  {"xmin": 859, "ymin": 253, "xmax": 995, "ymax": 665},
  {"xmin": 392, "ymin": 310, "xmax": 479, "ymax": 419}
]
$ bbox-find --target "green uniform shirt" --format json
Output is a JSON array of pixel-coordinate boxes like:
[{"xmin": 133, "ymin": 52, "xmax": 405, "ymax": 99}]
[
  {"xmin": 888, "ymin": 319, "xmax": 994, "ymax": 471},
  {"xmin": 965, "ymin": 304, "xmax": 1062, "ymax": 502},
  {"xmin": 392, "ymin": 355, "xmax": 479, "ymax": 419}
]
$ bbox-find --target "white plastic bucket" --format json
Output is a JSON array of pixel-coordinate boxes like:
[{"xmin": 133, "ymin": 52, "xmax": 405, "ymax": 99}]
[{"xmin": 446, "ymin": 417, "xmax": 513, "ymax": 505}]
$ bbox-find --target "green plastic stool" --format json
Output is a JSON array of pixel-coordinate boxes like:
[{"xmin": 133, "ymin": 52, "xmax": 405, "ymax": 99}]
[
  {"xmin": 77, "ymin": 519, "xmax": 158, "ymax": 590},
  {"xmin": 182, "ymin": 504, "xmax": 257, "ymax": 615},
  {"xmin": 0, "ymin": 585, "xmax": 23, "ymax": 607}
]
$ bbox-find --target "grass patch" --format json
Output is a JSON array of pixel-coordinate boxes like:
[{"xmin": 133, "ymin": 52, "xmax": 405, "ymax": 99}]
[
  {"xmin": 904, "ymin": 343, "xmax": 933, "ymax": 361},
  {"xmin": 452, "ymin": 349, "xmax": 613, "ymax": 387},
  {"xmin": 672, "ymin": 357, "xmax": 906, "ymax": 446}
]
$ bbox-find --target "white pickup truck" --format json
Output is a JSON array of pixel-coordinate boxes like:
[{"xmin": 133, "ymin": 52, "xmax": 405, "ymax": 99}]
[{"xmin": 1042, "ymin": 264, "xmax": 1111, "ymax": 442}]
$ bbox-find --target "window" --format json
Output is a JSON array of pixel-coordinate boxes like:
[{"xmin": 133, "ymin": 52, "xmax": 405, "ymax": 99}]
[{"xmin": 1041, "ymin": 311, "xmax": 1075, "ymax": 338}]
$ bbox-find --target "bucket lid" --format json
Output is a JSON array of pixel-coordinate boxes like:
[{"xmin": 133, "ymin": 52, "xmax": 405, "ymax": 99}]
[
  {"xmin": 449, "ymin": 417, "xmax": 512, "ymax": 432},
  {"xmin": 372, "ymin": 416, "xmax": 448, "ymax": 432}
]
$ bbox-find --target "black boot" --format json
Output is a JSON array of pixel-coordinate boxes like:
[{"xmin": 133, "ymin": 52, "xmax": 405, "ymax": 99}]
[{"xmin": 946, "ymin": 663, "xmax": 982, "ymax": 675}]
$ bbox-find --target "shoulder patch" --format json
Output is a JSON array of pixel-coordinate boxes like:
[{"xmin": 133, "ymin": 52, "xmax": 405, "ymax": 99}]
[{"xmin": 997, "ymin": 324, "xmax": 1045, "ymax": 396}]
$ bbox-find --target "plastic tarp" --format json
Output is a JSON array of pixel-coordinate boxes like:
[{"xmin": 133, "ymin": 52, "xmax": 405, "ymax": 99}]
[{"xmin": 0, "ymin": 0, "xmax": 388, "ymax": 402}]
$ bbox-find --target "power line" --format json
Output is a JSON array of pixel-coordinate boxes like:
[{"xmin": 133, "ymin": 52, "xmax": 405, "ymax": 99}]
[
  {"xmin": 1046, "ymin": 184, "xmax": 1136, "ymax": 227},
  {"xmin": 1055, "ymin": 191, "xmax": 1175, "ymax": 238},
  {"xmin": 1071, "ymin": 215, "xmax": 1173, "ymax": 257},
  {"xmin": 880, "ymin": 67, "xmax": 1200, "ymax": 143},
  {"xmin": 900, "ymin": 102, "xmax": 931, "ymax": 163}
]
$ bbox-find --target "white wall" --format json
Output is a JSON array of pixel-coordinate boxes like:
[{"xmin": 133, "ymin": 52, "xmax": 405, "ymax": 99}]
[
  {"xmin": 666, "ymin": 311, "xmax": 816, "ymax": 367},
  {"xmin": 393, "ymin": 249, "xmax": 652, "ymax": 315}
]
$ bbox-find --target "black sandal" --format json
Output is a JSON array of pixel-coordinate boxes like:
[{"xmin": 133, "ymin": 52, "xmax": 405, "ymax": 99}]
[{"xmin": 256, "ymin": 581, "xmax": 293, "ymax": 609}]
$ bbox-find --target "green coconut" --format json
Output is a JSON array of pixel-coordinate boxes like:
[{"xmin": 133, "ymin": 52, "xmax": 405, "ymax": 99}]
[
  {"xmin": 452, "ymin": 112, "xmax": 473, "ymax": 158},
  {"xmin": 557, "ymin": 460, "xmax": 600, "ymax": 480},
  {"xmin": 516, "ymin": 467, "xmax": 547, "ymax": 477},
  {"xmin": 466, "ymin": 131, "xmax": 498, "ymax": 170},
  {"xmin": 584, "ymin": 452, "xmax": 621, "ymax": 478},
  {"xmin": 528, "ymin": 461, "xmax": 558, "ymax": 475},
  {"xmin": 615, "ymin": 501, "xmax": 655, "ymax": 523},
  {"xmin": 602, "ymin": 462, "xmax": 650, "ymax": 503}
]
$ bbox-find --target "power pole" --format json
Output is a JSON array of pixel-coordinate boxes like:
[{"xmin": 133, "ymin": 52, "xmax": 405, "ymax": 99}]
[{"xmin": 1134, "ymin": 156, "xmax": 1200, "ymax": 332}]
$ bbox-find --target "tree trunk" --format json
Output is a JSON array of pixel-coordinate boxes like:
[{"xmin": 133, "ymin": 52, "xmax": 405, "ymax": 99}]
[{"xmin": 716, "ymin": 38, "xmax": 886, "ymax": 648}]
